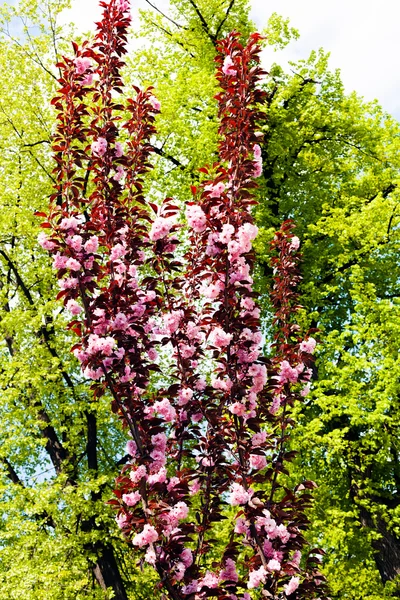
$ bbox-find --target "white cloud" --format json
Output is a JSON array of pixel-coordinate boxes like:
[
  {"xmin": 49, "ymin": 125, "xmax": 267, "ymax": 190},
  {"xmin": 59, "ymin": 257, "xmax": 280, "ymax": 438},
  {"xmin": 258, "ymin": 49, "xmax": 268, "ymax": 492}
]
[{"xmin": 61, "ymin": 0, "xmax": 400, "ymax": 118}]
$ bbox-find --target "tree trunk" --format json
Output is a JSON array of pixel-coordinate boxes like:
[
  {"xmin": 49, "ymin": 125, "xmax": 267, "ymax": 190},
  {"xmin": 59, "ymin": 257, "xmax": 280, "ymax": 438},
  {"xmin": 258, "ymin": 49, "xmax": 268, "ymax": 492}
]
[
  {"xmin": 359, "ymin": 507, "xmax": 400, "ymax": 590},
  {"xmin": 92, "ymin": 542, "xmax": 129, "ymax": 600}
]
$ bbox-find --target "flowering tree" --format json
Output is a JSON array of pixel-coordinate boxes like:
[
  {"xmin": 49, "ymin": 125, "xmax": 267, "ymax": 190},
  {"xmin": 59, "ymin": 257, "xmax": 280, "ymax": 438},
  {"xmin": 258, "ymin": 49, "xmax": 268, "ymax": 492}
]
[{"xmin": 38, "ymin": 0, "xmax": 329, "ymax": 597}]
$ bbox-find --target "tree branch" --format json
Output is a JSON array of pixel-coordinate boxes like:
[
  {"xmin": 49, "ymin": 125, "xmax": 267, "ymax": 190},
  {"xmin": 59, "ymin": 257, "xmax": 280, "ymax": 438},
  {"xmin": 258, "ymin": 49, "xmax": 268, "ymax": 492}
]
[
  {"xmin": 214, "ymin": 0, "xmax": 236, "ymax": 39},
  {"xmin": 187, "ymin": 0, "xmax": 216, "ymax": 45}
]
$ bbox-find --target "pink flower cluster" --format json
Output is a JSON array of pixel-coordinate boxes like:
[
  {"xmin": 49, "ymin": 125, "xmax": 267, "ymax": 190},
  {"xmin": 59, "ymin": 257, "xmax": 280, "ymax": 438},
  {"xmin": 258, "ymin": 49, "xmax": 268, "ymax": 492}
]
[
  {"xmin": 91, "ymin": 137, "xmax": 108, "ymax": 156},
  {"xmin": 132, "ymin": 523, "xmax": 158, "ymax": 547},
  {"xmin": 186, "ymin": 204, "xmax": 207, "ymax": 232},
  {"xmin": 222, "ymin": 55, "xmax": 236, "ymax": 76},
  {"xmin": 149, "ymin": 216, "xmax": 174, "ymax": 241},
  {"xmin": 229, "ymin": 483, "xmax": 253, "ymax": 506},
  {"xmin": 253, "ymin": 144, "xmax": 263, "ymax": 177}
]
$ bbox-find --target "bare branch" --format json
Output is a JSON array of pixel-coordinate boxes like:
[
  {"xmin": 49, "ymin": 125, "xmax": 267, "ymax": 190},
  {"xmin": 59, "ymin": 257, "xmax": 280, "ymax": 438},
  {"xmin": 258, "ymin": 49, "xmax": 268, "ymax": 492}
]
[{"xmin": 144, "ymin": 0, "xmax": 186, "ymax": 30}]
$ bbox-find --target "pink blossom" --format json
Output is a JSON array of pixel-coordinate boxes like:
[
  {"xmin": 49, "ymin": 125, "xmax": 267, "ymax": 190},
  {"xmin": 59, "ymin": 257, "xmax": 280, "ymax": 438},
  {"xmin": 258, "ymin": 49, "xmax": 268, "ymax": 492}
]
[
  {"xmin": 148, "ymin": 467, "xmax": 167, "ymax": 485},
  {"xmin": 181, "ymin": 548, "xmax": 193, "ymax": 567},
  {"xmin": 234, "ymin": 518, "xmax": 249, "ymax": 534},
  {"xmin": 189, "ymin": 479, "xmax": 201, "ymax": 495},
  {"xmin": 182, "ymin": 582, "xmax": 198, "ymax": 595},
  {"xmin": 91, "ymin": 137, "xmax": 108, "ymax": 156},
  {"xmin": 277, "ymin": 523, "xmax": 290, "ymax": 543},
  {"xmin": 66, "ymin": 257, "xmax": 81, "ymax": 271},
  {"xmin": 205, "ymin": 181, "xmax": 226, "ymax": 198},
  {"xmin": 222, "ymin": 55, "xmax": 236, "ymax": 76},
  {"xmin": 122, "ymin": 491, "xmax": 141, "ymax": 506},
  {"xmin": 73, "ymin": 348, "xmax": 87, "ymax": 363},
  {"xmin": 149, "ymin": 95, "xmax": 161, "ymax": 111},
  {"xmin": 289, "ymin": 236, "xmax": 300, "ymax": 251},
  {"xmin": 60, "ymin": 216, "xmax": 80, "ymax": 231},
  {"xmin": 284, "ymin": 576, "xmax": 300, "ymax": 596},
  {"xmin": 227, "ymin": 239, "xmax": 241, "ymax": 261},
  {"xmin": 178, "ymin": 387, "xmax": 193, "ymax": 406},
  {"xmin": 220, "ymin": 558, "xmax": 238, "ymax": 582},
  {"xmin": 149, "ymin": 216, "xmax": 174, "ymax": 241},
  {"xmin": 147, "ymin": 348, "xmax": 158, "ymax": 361},
  {"xmin": 84, "ymin": 236, "xmax": 99, "ymax": 253},
  {"xmin": 186, "ymin": 321, "xmax": 202, "ymax": 341},
  {"xmin": 86, "ymin": 334, "xmax": 116, "ymax": 356},
  {"xmin": 249, "ymin": 363, "xmax": 267, "ymax": 392},
  {"xmin": 195, "ymin": 378, "xmax": 206, "ymax": 391},
  {"xmin": 67, "ymin": 235, "xmax": 82, "ymax": 251},
  {"xmin": 250, "ymin": 454, "xmax": 267, "ymax": 470},
  {"xmin": 81, "ymin": 73, "xmax": 93, "ymax": 86},
  {"xmin": 38, "ymin": 232, "xmax": 56, "ymax": 250},
  {"xmin": 201, "ymin": 280, "xmax": 224, "ymax": 299},
  {"xmin": 251, "ymin": 431, "xmax": 267, "ymax": 447},
  {"xmin": 263, "ymin": 540, "xmax": 274, "ymax": 558},
  {"xmin": 83, "ymin": 366, "xmax": 103, "ymax": 380},
  {"xmin": 115, "ymin": 142, "xmax": 124, "ymax": 157},
  {"xmin": 111, "ymin": 312, "xmax": 127, "ymax": 331},
  {"xmin": 132, "ymin": 523, "xmax": 158, "ymax": 547},
  {"xmin": 164, "ymin": 310, "xmax": 183, "ymax": 334},
  {"xmin": 239, "ymin": 222, "xmax": 258, "ymax": 243},
  {"xmin": 241, "ymin": 296, "xmax": 255, "ymax": 311},
  {"xmin": 75, "ymin": 57, "xmax": 91, "ymax": 74},
  {"xmin": 126, "ymin": 440, "xmax": 137, "ymax": 457},
  {"xmin": 151, "ymin": 432, "xmax": 167, "ymax": 451},
  {"xmin": 171, "ymin": 502, "xmax": 189, "ymax": 520},
  {"xmin": 253, "ymin": 158, "xmax": 263, "ymax": 177},
  {"xmin": 279, "ymin": 360, "xmax": 299, "ymax": 384},
  {"xmin": 209, "ymin": 327, "xmax": 232, "ymax": 348},
  {"xmin": 130, "ymin": 465, "xmax": 147, "ymax": 483},
  {"xmin": 150, "ymin": 449, "xmax": 166, "ymax": 470},
  {"xmin": 219, "ymin": 223, "xmax": 235, "ymax": 244},
  {"xmin": 116, "ymin": 512, "xmax": 128, "ymax": 529},
  {"xmin": 267, "ymin": 559, "xmax": 281, "ymax": 572},
  {"xmin": 174, "ymin": 562, "xmax": 185, "ymax": 581},
  {"xmin": 132, "ymin": 303, "xmax": 145, "ymax": 318},
  {"xmin": 113, "ymin": 165, "xmax": 125, "ymax": 182},
  {"xmin": 118, "ymin": 0, "xmax": 130, "ymax": 10},
  {"xmin": 59, "ymin": 277, "xmax": 78, "ymax": 290},
  {"xmin": 206, "ymin": 232, "xmax": 221, "ymax": 256},
  {"xmin": 199, "ymin": 571, "xmax": 218, "ymax": 589},
  {"xmin": 53, "ymin": 253, "xmax": 68, "ymax": 269},
  {"xmin": 167, "ymin": 476, "xmax": 180, "ymax": 491},
  {"xmin": 299, "ymin": 337, "xmax": 317, "ymax": 354},
  {"xmin": 179, "ymin": 343, "xmax": 196, "ymax": 359},
  {"xmin": 186, "ymin": 204, "xmax": 207, "ymax": 232},
  {"xmin": 269, "ymin": 395, "xmax": 281, "ymax": 415},
  {"xmin": 110, "ymin": 243, "xmax": 126, "ymax": 261},
  {"xmin": 153, "ymin": 398, "xmax": 177, "ymax": 422},
  {"xmin": 212, "ymin": 377, "xmax": 233, "ymax": 392},
  {"xmin": 66, "ymin": 299, "xmax": 82, "ymax": 315},
  {"xmin": 301, "ymin": 384, "xmax": 311, "ymax": 397},
  {"xmin": 144, "ymin": 546, "xmax": 156, "ymax": 565},
  {"xmin": 229, "ymin": 482, "xmax": 252, "ymax": 506},
  {"xmin": 229, "ymin": 402, "xmax": 247, "ymax": 417},
  {"xmin": 254, "ymin": 144, "xmax": 262, "ymax": 159},
  {"xmin": 247, "ymin": 566, "xmax": 267, "ymax": 589}
]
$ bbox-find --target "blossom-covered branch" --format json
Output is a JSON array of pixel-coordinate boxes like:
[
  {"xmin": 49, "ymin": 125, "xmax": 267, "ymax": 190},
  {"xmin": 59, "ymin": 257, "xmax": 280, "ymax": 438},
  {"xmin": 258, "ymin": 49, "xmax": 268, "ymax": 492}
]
[{"xmin": 38, "ymin": 2, "xmax": 329, "ymax": 598}]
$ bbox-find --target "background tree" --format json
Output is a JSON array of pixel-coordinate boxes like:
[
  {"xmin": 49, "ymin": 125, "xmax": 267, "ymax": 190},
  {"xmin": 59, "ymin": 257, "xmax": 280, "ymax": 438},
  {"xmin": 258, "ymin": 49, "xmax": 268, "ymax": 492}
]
[{"xmin": 0, "ymin": 0, "xmax": 399, "ymax": 598}]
